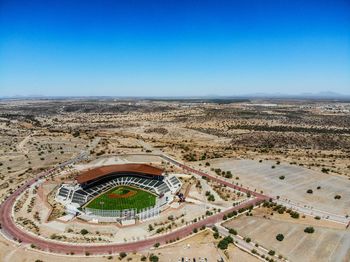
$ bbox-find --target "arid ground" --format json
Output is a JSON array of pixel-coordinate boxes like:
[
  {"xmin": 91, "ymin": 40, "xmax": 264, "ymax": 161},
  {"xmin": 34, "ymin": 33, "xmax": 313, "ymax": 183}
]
[{"xmin": 0, "ymin": 98, "xmax": 349, "ymax": 262}]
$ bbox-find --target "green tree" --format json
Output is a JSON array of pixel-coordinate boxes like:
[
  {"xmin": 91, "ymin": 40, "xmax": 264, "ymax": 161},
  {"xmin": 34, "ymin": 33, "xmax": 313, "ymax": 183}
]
[
  {"xmin": 149, "ymin": 254, "xmax": 159, "ymax": 262},
  {"xmin": 229, "ymin": 228, "xmax": 237, "ymax": 235},
  {"xmin": 213, "ymin": 231, "xmax": 220, "ymax": 239},
  {"xmin": 304, "ymin": 227, "xmax": 315, "ymax": 233},
  {"xmin": 268, "ymin": 250, "xmax": 275, "ymax": 256},
  {"xmin": 276, "ymin": 234, "xmax": 284, "ymax": 241},
  {"xmin": 217, "ymin": 236, "xmax": 233, "ymax": 250},
  {"xmin": 80, "ymin": 229, "xmax": 89, "ymax": 235}
]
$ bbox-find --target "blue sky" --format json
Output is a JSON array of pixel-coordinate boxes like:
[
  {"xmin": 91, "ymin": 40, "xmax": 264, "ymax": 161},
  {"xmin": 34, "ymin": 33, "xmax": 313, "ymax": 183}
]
[{"xmin": 0, "ymin": 0, "xmax": 349, "ymax": 97}]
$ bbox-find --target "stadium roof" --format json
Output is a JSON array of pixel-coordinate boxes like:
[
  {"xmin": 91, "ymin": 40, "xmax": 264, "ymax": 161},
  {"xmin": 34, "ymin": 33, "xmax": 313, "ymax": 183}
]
[{"xmin": 76, "ymin": 164, "xmax": 163, "ymax": 184}]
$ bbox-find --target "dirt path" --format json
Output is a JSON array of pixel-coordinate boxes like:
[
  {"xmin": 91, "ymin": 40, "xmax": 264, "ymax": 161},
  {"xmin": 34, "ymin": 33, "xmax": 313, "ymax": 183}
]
[{"xmin": 16, "ymin": 133, "xmax": 33, "ymax": 154}]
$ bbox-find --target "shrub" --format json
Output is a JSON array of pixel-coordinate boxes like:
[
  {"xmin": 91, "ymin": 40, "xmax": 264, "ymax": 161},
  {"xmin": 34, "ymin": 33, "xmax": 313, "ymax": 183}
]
[
  {"xmin": 119, "ymin": 252, "xmax": 127, "ymax": 259},
  {"xmin": 306, "ymin": 189, "xmax": 313, "ymax": 194},
  {"xmin": 279, "ymin": 176, "xmax": 285, "ymax": 180},
  {"xmin": 290, "ymin": 211, "xmax": 300, "ymax": 219},
  {"xmin": 217, "ymin": 236, "xmax": 233, "ymax": 250},
  {"xmin": 228, "ymin": 228, "xmax": 237, "ymax": 235},
  {"xmin": 227, "ymin": 210, "xmax": 237, "ymax": 217},
  {"xmin": 213, "ymin": 232, "xmax": 220, "ymax": 239},
  {"xmin": 80, "ymin": 229, "xmax": 89, "ymax": 235},
  {"xmin": 304, "ymin": 227, "xmax": 315, "ymax": 234},
  {"xmin": 334, "ymin": 195, "xmax": 341, "ymax": 199},
  {"xmin": 207, "ymin": 194, "xmax": 215, "ymax": 202},
  {"xmin": 268, "ymin": 250, "xmax": 275, "ymax": 256},
  {"xmin": 72, "ymin": 131, "xmax": 80, "ymax": 137},
  {"xmin": 149, "ymin": 254, "xmax": 159, "ymax": 262},
  {"xmin": 276, "ymin": 234, "xmax": 284, "ymax": 241},
  {"xmin": 321, "ymin": 168, "xmax": 330, "ymax": 173}
]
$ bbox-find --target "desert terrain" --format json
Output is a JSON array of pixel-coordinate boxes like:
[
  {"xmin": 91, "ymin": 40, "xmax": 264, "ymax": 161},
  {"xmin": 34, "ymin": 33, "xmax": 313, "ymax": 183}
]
[{"xmin": 0, "ymin": 98, "xmax": 349, "ymax": 262}]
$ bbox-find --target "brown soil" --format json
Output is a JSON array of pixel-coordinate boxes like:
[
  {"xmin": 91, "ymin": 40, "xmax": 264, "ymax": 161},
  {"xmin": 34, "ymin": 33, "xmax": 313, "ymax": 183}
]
[{"xmin": 108, "ymin": 190, "xmax": 136, "ymax": 199}]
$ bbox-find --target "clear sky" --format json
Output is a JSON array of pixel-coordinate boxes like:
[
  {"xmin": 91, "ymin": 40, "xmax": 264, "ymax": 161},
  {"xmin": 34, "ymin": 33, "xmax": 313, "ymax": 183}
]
[{"xmin": 0, "ymin": 0, "xmax": 349, "ymax": 97}]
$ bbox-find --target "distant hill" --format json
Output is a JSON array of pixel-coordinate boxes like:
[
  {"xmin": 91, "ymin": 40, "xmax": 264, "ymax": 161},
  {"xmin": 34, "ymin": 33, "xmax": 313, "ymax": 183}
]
[{"xmin": 1, "ymin": 92, "xmax": 350, "ymax": 101}]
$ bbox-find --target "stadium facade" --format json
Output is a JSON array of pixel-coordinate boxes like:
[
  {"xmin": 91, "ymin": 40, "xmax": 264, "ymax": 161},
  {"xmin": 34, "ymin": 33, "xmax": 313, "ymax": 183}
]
[{"xmin": 55, "ymin": 164, "xmax": 182, "ymax": 223}]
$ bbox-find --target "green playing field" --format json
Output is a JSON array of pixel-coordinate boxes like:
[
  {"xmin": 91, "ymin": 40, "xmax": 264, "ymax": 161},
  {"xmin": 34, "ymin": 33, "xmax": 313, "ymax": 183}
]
[{"xmin": 85, "ymin": 186, "xmax": 156, "ymax": 211}]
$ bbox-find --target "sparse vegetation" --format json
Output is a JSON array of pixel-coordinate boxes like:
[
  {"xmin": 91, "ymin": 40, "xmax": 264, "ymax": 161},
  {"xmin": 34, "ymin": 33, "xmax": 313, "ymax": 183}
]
[
  {"xmin": 217, "ymin": 235, "xmax": 234, "ymax": 250},
  {"xmin": 304, "ymin": 227, "xmax": 315, "ymax": 234}
]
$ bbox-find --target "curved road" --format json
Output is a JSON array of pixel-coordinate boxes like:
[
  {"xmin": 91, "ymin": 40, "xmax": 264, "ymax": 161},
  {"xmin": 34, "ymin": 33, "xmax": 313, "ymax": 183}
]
[
  {"xmin": 161, "ymin": 154, "xmax": 267, "ymax": 199},
  {"xmin": 0, "ymin": 155, "xmax": 267, "ymax": 255}
]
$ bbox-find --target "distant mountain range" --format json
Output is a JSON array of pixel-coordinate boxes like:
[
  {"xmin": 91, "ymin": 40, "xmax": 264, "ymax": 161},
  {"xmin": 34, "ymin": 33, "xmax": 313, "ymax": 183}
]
[
  {"xmin": 1, "ymin": 92, "xmax": 350, "ymax": 101},
  {"xmin": 228, "ymin": 91, "xmax": 350, "ymax": 100}
]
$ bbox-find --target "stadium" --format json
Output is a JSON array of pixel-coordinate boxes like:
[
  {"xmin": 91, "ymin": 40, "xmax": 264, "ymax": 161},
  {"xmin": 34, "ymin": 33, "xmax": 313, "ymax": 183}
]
[{"xmin": 55, "ymin": 163, "xmax": 182, "ymax": 224}]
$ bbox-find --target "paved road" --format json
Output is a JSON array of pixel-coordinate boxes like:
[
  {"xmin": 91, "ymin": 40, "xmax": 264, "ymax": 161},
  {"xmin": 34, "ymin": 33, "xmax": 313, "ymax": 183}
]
[
  {"xmin": 0, "ymin": 151, "xmax": 266, "ymax": 255},
  {"xmin": 0, "ymin": 188, "xmax": 262, "ymax": 254},
  {"xmin": 160, "ymin": 154, "xmax": 268, "ymax": 200}
]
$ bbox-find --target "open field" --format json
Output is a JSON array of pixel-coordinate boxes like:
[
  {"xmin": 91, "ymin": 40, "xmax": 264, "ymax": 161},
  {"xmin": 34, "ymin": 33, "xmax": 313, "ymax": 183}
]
[
  {"xmin": 224, "ymin": 212, "xmax": 350, "ymax": 262},
  {"xmin": 85, "ymin": 186, "xmax": 156, "ymax": 211},
  {"xmin": 156, "ymin": 229, "xmax": 259, "ymax": 262},
  {"xmin": 207, "ymin": 159, "xmax": 350, "ymax": 215}
]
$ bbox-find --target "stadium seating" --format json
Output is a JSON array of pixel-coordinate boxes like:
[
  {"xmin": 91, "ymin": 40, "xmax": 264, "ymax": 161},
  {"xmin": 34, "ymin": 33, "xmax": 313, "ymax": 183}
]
[{"xmin": 57, "ymin": 187, "xmax": 69, "ymax": 199}]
